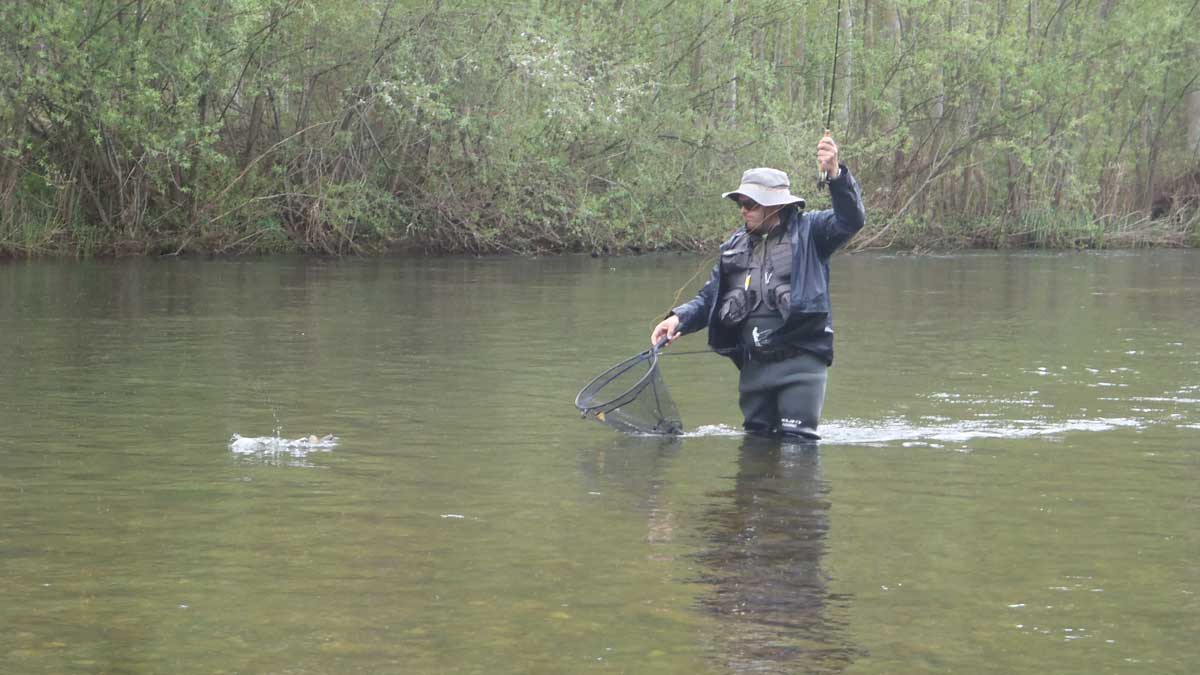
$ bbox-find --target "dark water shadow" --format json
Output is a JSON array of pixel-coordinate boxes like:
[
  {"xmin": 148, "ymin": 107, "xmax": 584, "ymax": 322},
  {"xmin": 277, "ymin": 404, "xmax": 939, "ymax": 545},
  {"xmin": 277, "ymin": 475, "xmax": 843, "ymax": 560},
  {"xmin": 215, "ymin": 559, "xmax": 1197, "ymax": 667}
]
[
  {"xmin": 575, "ymin": 434, "xmax": 683, "ymax": 509},
  {"xmin": 691, "ymin": 436, "xmax": 862, "ymax": 673}
]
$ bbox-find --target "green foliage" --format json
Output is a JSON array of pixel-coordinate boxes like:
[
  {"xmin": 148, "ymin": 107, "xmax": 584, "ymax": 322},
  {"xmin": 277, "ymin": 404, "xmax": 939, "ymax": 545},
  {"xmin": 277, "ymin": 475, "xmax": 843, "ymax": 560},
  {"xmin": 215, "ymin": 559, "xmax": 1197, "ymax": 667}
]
[{"xmin": 0, "ymin": 0, "xmax": 1197, "ymax": 257}]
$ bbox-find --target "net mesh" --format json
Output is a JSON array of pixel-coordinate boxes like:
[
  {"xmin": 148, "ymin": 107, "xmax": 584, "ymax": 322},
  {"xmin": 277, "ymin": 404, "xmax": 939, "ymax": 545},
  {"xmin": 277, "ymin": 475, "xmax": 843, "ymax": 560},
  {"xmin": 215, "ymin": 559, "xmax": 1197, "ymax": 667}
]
[{"xmin": 575, "ymin": 343, "xmax": 683, "ymax": 435}]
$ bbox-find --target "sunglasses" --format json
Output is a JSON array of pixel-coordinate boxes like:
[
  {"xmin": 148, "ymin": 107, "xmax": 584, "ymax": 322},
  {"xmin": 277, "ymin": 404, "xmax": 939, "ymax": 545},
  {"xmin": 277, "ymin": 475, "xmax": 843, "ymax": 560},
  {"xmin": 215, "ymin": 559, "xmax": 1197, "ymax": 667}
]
[{"xmin": 734, "ymin": 197, "xmax": 760, "ymax": 210}]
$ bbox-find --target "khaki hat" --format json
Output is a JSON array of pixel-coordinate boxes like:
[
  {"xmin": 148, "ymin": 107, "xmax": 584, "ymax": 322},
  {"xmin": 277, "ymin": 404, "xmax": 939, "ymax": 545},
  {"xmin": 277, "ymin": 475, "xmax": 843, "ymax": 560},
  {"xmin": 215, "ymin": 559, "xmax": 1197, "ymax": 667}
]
[{"xmin": 721, "ymin": 167, "xmax": 805, "ymax": 209}]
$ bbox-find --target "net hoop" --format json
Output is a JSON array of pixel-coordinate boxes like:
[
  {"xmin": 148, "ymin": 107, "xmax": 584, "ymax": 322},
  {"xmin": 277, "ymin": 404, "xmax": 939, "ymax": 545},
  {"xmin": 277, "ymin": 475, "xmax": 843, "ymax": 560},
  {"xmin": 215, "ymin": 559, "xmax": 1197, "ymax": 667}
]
[{"xmin": 574, "ymin": 343, "xmax": 663, "ymax": 416}]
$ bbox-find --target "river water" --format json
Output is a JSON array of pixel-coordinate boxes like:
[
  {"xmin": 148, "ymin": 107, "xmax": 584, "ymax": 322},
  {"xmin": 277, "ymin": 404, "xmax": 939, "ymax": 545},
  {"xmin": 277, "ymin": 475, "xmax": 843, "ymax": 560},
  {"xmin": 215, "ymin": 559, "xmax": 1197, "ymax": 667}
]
[{"xmin": 1, "ymin": 251, "xmax": 1197, "ymax": 673}]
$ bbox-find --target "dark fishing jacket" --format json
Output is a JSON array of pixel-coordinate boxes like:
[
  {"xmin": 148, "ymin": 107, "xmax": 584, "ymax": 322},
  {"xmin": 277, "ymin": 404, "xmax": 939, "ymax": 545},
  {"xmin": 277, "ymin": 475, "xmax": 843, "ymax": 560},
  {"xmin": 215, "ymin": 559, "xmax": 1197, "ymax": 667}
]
[{"xmin": 671, "ymin": 164, "xmax": 866, "ymax": 367}]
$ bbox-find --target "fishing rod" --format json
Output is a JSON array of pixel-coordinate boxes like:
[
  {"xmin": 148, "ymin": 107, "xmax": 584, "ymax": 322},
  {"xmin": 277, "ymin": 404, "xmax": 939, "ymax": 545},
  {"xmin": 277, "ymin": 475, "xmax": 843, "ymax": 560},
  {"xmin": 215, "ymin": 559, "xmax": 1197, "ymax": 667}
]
[
  {"xmin": 655, "ymin": 0, "xmax": 844, "ymax": 341},
  {"xmin": 817, "ymin": 0, "xmax": 843, "ymax": 191}
]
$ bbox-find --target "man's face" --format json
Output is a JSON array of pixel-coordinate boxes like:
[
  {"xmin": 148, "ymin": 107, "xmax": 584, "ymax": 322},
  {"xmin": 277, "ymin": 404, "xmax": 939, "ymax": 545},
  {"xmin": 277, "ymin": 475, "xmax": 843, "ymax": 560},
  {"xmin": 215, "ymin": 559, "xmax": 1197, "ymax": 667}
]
[{"xmin": 735, "ymin": 197, "xmax": 781, "ymax": 233}]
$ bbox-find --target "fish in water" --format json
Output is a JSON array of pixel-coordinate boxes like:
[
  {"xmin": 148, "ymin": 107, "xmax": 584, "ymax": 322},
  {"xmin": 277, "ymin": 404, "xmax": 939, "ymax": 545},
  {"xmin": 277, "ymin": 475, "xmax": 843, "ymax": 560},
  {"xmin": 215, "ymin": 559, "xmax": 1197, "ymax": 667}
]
[{"xmin": 229, "ymin": 433, "xmax": 339, "ymax": 455}]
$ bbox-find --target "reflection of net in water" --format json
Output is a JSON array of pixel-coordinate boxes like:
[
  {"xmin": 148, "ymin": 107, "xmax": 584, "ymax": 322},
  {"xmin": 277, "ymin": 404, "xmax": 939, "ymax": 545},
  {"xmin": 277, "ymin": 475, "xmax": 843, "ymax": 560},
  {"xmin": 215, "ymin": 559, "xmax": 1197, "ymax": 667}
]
[{"xmin": 575, "ymin": 342, "xmax": 683, "ymax": 435}]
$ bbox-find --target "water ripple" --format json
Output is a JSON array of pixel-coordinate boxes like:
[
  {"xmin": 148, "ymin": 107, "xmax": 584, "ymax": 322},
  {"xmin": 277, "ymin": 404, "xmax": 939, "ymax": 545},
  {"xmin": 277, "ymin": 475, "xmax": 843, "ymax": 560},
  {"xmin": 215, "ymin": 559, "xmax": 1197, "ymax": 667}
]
[{"xmin": 682, "ymin": 417, "xmax": 1143, "ymax": 445}]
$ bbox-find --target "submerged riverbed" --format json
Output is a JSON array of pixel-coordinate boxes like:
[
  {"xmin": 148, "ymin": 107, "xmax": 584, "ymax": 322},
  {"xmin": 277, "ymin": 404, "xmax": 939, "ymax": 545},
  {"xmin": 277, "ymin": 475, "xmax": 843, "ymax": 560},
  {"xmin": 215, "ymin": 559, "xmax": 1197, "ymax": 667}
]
[{"xmin": 1, "ymin": 251, "xmax": 1197, "ymax": 673}]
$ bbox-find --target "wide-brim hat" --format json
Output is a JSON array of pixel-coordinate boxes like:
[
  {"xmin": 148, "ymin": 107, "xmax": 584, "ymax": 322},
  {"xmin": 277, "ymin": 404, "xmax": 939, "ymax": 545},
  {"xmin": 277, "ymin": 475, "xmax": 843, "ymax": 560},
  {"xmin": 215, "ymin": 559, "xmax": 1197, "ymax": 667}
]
[{"xmin": 721, "ymin": 167, "xmax": 805, "ymax": 209}]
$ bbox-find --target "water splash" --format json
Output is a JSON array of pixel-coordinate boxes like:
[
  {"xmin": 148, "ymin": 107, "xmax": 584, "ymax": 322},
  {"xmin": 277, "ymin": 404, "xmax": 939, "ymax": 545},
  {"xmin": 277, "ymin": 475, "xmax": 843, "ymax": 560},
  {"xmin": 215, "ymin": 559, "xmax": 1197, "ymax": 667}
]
[
  {"xmin": 684, "ymin": 424, "xmax": 744, "ymax": 438},
  {"xmin": 229, "ymin": 433, "xmax": 338, "ymax": 458},
  {"xmin": 826, "ymin": 416, "xmax": 1141, "ymax": 444},
  {"xmin": 682, "ymin": 417, "xmax": 1142, "ymax": 445}
]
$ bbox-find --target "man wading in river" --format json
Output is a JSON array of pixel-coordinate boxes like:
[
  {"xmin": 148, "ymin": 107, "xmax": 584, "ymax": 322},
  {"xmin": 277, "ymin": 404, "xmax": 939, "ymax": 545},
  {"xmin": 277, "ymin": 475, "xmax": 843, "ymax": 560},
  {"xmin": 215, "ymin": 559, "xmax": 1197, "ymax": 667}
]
[{"xmin": 651, "ymin": 135, "xmax": 865, "ymax": 440}]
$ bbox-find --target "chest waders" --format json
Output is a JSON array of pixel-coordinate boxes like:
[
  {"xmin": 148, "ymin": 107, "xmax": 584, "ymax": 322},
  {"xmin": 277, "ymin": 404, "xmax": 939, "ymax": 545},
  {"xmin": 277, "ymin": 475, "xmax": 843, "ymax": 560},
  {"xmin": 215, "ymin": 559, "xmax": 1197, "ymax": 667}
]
[{"xmin": 717, "ymin": 226, "xmax": 827, "ymax": 440}]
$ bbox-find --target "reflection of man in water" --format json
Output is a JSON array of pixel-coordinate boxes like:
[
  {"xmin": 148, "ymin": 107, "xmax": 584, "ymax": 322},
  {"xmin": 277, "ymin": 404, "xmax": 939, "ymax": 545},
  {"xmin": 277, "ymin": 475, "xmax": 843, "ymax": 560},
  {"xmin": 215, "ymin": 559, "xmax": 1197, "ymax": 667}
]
[{"xmin": 693, "ymin": 437, "xmax": 859, "ymax": 673}]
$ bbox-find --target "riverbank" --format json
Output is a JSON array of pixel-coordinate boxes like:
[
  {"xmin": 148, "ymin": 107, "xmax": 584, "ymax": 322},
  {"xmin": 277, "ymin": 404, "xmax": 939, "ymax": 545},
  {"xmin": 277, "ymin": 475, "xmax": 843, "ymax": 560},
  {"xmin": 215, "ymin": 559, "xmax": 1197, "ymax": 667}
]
[{"xmin": 1, "ymin": 209, "xmax": 1195, "ymax": 259}]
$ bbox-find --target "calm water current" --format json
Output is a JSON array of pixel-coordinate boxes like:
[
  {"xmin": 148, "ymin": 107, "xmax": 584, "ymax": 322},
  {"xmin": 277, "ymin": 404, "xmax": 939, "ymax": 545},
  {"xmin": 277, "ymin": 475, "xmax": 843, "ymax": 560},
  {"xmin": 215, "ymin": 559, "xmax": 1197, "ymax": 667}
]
[{"xmin": 1, "ymin": 251, "xmax": 1197, "ymax": 674}]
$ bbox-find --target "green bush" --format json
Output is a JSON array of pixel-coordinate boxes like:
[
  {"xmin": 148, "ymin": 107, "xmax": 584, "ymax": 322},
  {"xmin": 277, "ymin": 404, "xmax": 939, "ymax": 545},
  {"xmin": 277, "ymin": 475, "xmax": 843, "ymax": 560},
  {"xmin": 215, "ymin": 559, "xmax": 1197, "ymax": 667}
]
[{"xmin": 1, "ymin": 0, "xmax": 1196, "ymax": 256}]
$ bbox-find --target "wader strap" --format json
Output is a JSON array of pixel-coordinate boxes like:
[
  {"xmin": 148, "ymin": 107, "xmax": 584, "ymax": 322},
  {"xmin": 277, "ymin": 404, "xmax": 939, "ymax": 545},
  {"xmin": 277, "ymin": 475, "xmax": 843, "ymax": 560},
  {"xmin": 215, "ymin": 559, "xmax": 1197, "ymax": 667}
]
[{"xmin": 744, "ymin": 343, "xmax": 807, "ymax": 363}]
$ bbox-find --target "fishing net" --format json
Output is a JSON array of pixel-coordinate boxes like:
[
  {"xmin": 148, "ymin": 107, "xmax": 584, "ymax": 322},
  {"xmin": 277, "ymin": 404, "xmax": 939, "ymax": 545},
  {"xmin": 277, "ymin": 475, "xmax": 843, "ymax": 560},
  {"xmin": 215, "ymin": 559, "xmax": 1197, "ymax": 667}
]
[{"xmin": 575, "ymin": 339, "xmax": 683, "ymax": 435}]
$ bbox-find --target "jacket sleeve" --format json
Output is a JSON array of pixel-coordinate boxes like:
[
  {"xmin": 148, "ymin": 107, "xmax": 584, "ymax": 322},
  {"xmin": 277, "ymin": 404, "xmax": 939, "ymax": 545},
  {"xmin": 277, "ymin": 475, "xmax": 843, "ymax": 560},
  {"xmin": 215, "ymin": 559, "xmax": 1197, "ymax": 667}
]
[
  {"xmin": 810, "ymin": 163, "xmax": 867, "ymax": 259},
  {"xmin": 670, "ymin": 257, "xmax": 720, "ymax": 335}
]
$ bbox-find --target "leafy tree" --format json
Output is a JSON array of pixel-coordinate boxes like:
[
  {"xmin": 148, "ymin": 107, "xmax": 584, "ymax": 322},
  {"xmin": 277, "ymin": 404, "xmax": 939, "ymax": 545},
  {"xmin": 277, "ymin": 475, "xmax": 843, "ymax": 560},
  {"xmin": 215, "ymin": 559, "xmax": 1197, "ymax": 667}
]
[{"xmin": 1, "ymin": 0, "xmax": 1196, "ymax": 256}]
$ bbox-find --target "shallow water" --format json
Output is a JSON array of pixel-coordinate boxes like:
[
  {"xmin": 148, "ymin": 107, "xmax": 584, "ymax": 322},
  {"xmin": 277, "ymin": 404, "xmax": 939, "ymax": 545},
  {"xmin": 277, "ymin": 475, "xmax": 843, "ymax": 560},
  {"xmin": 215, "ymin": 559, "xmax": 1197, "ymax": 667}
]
[{"xmin": 1, "ymin": 251, "xmax": 1197, "ymax": 673}]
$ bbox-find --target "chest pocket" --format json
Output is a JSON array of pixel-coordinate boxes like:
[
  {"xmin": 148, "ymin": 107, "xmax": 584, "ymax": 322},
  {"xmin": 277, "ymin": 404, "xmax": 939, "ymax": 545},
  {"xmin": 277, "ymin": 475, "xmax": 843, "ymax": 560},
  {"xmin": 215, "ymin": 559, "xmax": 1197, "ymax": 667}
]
[
  {"xmin": 762, "ymin": 234, "xmax": 794, "ymax": 317},
  {"xmin": 717, "ymin": 239, "xmax": 758, "ymax": 326},
  {"xmin": 767, "ymin": 236, "xmax": 792, "ymax": 283},
  {"xmin": 720, "ymin": 243, "xmax": 754, "ymax": 277}
]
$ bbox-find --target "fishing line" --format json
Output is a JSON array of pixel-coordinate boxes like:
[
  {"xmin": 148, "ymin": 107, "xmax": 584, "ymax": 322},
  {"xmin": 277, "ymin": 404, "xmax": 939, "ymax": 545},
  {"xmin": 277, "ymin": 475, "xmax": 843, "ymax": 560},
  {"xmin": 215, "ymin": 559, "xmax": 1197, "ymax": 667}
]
[
  {"xmin": 667, "ymin": 254, "xmax": 717, "ymax": 311},
  {"xmin": 818, "ymin": 0, "xmax": 843, "ymax": 191},
  {"xmin": 659, "ymin": 346, "xmax": 741, "ymax": 358},
  {"xmin": 658, "ymin": 0, "xmax": 845, "ymax": 338}
]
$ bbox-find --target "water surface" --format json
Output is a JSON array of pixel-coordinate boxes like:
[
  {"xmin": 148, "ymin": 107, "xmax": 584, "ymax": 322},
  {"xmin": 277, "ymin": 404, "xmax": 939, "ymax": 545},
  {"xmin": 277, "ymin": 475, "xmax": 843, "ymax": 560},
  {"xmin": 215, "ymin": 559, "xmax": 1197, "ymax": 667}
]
[{"xmin": 1, "ymin": 251, "xmax": 1197, "ymax": 673}]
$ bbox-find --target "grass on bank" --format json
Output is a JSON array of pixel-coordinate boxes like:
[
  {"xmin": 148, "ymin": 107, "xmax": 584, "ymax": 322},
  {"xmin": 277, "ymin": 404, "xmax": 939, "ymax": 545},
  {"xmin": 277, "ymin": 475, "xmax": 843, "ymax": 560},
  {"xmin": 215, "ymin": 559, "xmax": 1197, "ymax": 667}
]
[
  {"xmin": 2, "ymin": 197, "xmax": 1198, "ymax": 259},
  {"xmin": 845, "ymin": 209, "xmax": 1200, "ymax": 253}
]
